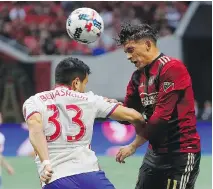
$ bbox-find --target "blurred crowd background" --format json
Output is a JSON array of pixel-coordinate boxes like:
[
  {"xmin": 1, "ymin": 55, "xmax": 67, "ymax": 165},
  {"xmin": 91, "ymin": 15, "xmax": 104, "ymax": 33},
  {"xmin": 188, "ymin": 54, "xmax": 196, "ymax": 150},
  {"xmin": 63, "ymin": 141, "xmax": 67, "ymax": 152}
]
[{"xmin": 0, "ymin": 1, "xmax": 189, "ymax": 55}]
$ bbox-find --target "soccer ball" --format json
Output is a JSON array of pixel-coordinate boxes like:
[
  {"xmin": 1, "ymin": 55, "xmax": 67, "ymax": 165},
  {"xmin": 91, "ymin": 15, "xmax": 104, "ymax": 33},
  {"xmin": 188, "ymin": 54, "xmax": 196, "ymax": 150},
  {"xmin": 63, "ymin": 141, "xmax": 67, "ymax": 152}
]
[{"xmin": 66, "ymin": 8, "xmax": 104, "ymax": 44}]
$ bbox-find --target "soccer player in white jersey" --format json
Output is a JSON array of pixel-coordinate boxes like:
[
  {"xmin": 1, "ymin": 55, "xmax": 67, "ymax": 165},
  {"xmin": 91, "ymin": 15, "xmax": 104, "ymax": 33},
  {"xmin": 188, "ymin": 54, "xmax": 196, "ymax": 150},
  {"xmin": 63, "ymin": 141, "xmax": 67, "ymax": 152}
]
[
  {"xmin": 22, "ymin": 57, "xmax": 146, "ymax": 189},
  {"xmin": 0, "ymin": 132, "xmax": 15, "ymax": 187}
]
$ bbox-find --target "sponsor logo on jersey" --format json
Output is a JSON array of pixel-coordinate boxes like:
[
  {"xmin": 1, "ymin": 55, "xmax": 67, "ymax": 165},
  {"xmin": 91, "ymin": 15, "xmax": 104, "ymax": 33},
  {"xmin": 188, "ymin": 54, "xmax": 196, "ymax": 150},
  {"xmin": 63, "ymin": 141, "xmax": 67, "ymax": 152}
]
[{"xmin": 140, "ymin": 92, "xmax": 158, "ymax": 106}]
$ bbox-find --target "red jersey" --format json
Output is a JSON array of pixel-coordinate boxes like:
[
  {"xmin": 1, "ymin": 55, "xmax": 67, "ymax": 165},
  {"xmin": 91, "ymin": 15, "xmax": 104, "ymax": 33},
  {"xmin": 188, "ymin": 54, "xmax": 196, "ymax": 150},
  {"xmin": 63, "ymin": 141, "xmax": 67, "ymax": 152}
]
[{"xmin": 124, "ymin": 53, "xmax": 200, "ymax": 154}]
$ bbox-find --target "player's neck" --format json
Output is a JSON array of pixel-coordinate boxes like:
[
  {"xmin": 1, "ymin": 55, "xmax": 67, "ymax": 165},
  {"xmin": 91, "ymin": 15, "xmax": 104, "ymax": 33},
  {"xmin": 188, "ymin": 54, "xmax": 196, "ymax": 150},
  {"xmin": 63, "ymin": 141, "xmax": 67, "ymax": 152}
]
[
  {"xmin": 54, "ymin": 84, "xmax": 72, "ymax": 90},
  {"xmin": 147, "ymin": 50, "xmax": 161, "ymax": 65}
]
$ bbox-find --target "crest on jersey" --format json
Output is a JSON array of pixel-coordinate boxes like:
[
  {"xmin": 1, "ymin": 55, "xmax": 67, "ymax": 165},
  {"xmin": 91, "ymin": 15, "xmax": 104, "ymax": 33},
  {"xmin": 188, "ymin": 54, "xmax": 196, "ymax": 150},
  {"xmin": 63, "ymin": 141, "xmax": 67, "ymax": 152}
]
[{"xmin": 163, "ymin": 82, "xmax": 174, "ymax": 92}]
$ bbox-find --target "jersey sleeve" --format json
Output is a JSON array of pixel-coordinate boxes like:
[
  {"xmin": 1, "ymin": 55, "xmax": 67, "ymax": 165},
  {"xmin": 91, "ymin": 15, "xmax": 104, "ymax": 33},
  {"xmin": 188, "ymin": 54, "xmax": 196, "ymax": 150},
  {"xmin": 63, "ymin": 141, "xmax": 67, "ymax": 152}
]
[
  {"xmin": 94, "ymin": 95, "xmax": 119, "ymax": 118},
  {"xmin": 22, "ymin": 97, "xmax": 41, "ymax": 121},
  {"xmin": 153, "ymin": 60, "xmax": 191, "ymax": 121},
  {"xmin": 0, "ymin": 133, "xmax": 5, "ymax": 145},
  {"xmin": 159, "ymin": 60, "xmax": 191, "ymax": 93},
  {"xmin": 0, "ymin": 133, "xmax": 5, "ymax": 153}
]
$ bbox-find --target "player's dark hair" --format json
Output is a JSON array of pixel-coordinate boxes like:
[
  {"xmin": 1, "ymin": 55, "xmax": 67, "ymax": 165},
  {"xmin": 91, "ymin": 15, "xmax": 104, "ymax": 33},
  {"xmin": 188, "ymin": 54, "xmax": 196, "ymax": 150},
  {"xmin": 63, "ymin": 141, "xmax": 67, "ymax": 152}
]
[
  {"xmin": 55, "ymin": 57, "xmax": 91, "ymax": 85},
  {"xmin": 116, "ymin": 23, "xmax": 158, "ymax": 45}
]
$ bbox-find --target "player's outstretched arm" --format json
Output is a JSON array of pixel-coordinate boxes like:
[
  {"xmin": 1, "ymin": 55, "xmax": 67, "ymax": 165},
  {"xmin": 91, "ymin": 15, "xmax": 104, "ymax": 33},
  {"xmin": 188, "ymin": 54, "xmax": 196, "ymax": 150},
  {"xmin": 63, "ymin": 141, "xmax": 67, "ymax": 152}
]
[
  {"xmin": 109, "ymin": 105, "xmax": 147, "ymax": 143},
  {"xmin": 108, "ymin": 106, "xmax": 147, "ymax": 145},
  {"xmin": 96, "ymin": 97, "xmax": 146, "ymax": 139},
  {"xmin": 109, "ymin": 105, "xmax": 142, "ymax": 123},
  {"xmin": 109, "ymin": 105, "xmax": 145, "ymax": 127}
]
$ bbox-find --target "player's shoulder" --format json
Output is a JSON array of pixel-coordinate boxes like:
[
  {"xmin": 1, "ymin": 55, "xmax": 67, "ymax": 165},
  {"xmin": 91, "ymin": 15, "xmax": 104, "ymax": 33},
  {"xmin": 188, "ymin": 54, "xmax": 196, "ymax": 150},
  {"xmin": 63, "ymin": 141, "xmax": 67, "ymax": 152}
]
[
  {"xmin": 159, "ymin": 56, "xmax": 187, "ymax": 74},
  {"xmin": 85, "ymin": 91, "xmax": 104, "ymax": 102},
  {"xmin": 23, "ymin": 91, "xmax": 46, "ymax": 107},
  {"xmin": 23, "ymin": 95, "xmax": 35, "ymax": 107}
]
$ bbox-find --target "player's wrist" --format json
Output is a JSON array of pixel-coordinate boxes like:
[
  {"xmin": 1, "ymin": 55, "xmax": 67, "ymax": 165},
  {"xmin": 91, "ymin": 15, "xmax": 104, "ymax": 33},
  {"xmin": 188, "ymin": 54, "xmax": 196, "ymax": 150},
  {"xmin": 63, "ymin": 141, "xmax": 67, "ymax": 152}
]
[
  {"xmin": 41, "ymin": 160, "xmax": 51, "ymax": 167},
  {"xmin": 130, "ymin": 143, "xmax": 137, "ymax": 150}
]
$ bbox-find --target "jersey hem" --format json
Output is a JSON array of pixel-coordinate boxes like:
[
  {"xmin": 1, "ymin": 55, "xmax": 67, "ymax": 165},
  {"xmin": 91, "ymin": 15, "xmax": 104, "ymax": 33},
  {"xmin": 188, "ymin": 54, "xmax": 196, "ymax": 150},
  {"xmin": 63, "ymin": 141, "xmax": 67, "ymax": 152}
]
[
  {"xmin": 26, "ymin": 111, "xmax": 40, "ymax": 120},
  {"xmin": 106, "ymin": 104, "xmax": 120, "ymax": 117}
]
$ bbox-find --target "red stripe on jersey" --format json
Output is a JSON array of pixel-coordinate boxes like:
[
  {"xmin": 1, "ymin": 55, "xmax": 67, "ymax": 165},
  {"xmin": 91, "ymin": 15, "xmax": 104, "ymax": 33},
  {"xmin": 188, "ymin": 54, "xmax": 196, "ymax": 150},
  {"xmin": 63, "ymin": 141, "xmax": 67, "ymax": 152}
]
[
  {"xmin": 106, "ymin": 104, "xmax": 120, "ymax": 117},
  {"xmin": 26, "ymin": 111, "xmax": 40, "ymax": 120}
]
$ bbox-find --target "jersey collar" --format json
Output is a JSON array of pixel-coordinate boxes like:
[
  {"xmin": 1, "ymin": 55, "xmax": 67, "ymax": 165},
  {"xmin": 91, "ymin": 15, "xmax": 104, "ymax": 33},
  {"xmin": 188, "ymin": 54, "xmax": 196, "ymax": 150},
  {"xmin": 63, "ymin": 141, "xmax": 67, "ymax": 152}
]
[
  {"xmin": 145, "ymin": 53, "xmax": 164, "ymax": 70},
  {"xmin": 54, "ymin": 84, "xmax": 72, "ymax": 90}
]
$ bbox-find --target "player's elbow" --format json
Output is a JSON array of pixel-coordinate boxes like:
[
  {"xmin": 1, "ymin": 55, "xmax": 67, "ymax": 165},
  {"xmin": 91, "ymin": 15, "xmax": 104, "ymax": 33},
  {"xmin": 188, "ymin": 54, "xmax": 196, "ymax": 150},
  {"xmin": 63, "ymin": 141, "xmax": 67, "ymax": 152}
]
[{"xmin": 109, "ymin": 106, "xmax": 145, "ymax": 124}]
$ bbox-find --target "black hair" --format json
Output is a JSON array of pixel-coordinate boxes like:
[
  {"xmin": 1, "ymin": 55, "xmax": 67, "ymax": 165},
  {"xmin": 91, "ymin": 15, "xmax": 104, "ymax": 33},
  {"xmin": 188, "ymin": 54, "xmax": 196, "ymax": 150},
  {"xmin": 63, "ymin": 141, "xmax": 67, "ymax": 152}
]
[
  {"xmin": 55, "ymin": 57, "xmax": 91, "ymax": 85},
  {"xmin": 116, "ymin": 23, "xmax": 159, "ymax": 45}
]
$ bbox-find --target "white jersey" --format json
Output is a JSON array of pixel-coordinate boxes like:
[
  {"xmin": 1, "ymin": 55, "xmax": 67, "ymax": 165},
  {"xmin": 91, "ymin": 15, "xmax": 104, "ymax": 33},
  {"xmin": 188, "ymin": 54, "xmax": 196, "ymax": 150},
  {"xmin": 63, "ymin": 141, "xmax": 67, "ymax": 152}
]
[
  {"xmin": 22, "ymin": 86, "xmax": 118, "ymax": 185},
  {"xmin": 0, "ymin": 132, "xmax": 5, "ymax": 177}
]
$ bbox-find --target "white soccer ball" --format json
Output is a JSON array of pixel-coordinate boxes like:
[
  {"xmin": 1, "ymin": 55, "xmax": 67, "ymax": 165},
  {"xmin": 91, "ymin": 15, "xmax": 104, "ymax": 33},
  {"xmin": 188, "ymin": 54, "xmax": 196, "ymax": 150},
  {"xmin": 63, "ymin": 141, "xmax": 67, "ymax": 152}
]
[{"xmin": 66, "ymin": 8, "xmax": 104, "ymax": 44}]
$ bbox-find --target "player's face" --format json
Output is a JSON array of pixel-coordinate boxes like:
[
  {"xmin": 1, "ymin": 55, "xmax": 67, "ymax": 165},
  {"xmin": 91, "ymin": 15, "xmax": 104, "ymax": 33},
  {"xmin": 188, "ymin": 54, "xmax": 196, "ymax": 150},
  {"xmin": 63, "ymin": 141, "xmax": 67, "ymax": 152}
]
[
  {"xmin": 124, "ymin": 39, "xmax": 151, "ymax": 70},
  {"xmin": 72, "ymin": 74, "xmax": 89, "ymax": 93}
]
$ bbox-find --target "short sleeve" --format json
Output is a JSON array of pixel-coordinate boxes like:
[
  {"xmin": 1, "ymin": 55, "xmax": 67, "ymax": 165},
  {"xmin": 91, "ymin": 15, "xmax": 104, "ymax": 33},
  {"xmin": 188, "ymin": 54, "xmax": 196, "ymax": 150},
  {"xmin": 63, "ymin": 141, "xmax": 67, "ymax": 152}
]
[
  {"xmin": 22, "ymin": 97, "xmax": 40, "ymax": 121},
  {"xmin": 152, "ymin": 60, "xmax": 191, "ymax": 121},
  {"xmin": 0, "ymin": 132, "xmax": 5, "ymax": 153},
  {"xmin": 159, "ymin": 60, "xmax": 191, "ymax": 93},
  {"xmin": 0, "ymin": 133, "xmax": 5, "ymax": 145},
  {"xmin": 94, "ymin": 95, "xmax": 119, "ymax": 118}
]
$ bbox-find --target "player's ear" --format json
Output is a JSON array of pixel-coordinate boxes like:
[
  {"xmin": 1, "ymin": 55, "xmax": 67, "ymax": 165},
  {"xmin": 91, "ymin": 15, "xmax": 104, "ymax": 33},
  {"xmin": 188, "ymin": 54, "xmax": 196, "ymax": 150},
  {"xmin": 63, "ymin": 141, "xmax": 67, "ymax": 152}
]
[
  {"xmin": 72, "ymin": 77, "xmax": 81, "ymax": 91},
  {"xmin": 145, "ymin": 40, "xmax": 151, "ymax": 51}
]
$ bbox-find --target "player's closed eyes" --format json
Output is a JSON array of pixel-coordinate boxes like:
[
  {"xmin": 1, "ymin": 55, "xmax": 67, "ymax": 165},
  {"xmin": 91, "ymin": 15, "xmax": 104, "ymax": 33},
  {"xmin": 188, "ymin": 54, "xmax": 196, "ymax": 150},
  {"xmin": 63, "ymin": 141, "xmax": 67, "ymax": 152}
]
[{"xmin": 125, "ymin": 47, "xmax": 134, "ymax": 53}]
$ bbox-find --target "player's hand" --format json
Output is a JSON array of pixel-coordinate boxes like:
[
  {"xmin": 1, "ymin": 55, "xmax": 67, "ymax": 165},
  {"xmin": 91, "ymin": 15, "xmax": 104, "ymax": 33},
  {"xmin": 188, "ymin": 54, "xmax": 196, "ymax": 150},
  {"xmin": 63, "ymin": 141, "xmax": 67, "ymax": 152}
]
[
  {"xmin": 40, "ymin": 164, "xmax": 53, "ymax": 184},
  {"xmin": 7, "ymin": 166, "xmax": 15, "ymax": 175},
  {"xmin": 104, "ymin": 97, "xmax": 123, "ymax": 105},
  {"xmin": 116, "ymin": 145, "xmax": 136, "ymax": 164}
]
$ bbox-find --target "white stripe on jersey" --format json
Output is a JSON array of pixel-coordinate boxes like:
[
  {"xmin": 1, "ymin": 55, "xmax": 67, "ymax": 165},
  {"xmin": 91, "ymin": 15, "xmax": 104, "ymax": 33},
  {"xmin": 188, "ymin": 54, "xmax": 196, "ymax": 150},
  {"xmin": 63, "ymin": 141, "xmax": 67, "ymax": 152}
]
[{"xmin": 159, "ymin": 56, "xmax": 171, "ymax": 65}]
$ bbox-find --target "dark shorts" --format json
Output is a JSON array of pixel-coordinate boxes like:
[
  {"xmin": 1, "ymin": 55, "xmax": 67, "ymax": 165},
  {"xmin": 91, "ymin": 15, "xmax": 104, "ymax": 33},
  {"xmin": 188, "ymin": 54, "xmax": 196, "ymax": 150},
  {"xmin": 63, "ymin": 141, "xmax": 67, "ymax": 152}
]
[
  {"xmin": 43, "ymin": 171, "xmax": 115, "ymax": 189},
  {"xmin": 136, "ymin": 152, "xmax": 201, "ymax": 189}
]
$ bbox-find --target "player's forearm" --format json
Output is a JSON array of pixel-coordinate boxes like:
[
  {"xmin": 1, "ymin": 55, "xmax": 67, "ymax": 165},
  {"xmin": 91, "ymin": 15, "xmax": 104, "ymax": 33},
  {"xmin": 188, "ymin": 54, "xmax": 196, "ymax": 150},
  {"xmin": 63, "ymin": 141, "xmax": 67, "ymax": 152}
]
[
  {"xmin": 29, "ymin": 129, "xmax": 49, "ymax": 162},
  {"xmin": 130, "ymin": 134, "xmax": 147, "ymax": 149},
  {"xmin": 129, "ymin": 117, "xmax": 148, "ymax": 149},
  {"xmin": 2, "ymin": 156, "xmax": 12, "ymax": 170}
]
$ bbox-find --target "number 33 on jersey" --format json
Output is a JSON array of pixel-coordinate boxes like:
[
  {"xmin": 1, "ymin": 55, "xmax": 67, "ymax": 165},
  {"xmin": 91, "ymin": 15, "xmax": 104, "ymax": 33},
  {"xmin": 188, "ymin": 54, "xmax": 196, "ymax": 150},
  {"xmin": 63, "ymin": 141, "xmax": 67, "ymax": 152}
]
[{"xmin": 22, "ymin": 86, "xmax": 119, "ymax": 145}]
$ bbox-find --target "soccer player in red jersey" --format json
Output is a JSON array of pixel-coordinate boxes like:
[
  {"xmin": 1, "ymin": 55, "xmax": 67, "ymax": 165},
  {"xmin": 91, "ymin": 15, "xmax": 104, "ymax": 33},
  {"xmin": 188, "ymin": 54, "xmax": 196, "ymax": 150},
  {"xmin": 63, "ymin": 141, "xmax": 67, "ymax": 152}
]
[{"xmin": 115, "ymin": 23, "xmax": 201, "ymax": 189}]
